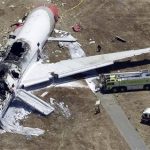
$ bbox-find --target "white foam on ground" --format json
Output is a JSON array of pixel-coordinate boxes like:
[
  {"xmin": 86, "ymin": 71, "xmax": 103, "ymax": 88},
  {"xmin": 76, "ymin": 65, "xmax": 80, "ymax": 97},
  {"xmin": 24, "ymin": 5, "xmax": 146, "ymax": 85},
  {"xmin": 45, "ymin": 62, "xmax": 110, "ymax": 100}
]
[
  {"xmin": 53, "ymin": 80, "xmax": 88, "ymax": 89},
  {"xmin": 0, "ymin": 100, "xmax": 44, "ymax": 136}
]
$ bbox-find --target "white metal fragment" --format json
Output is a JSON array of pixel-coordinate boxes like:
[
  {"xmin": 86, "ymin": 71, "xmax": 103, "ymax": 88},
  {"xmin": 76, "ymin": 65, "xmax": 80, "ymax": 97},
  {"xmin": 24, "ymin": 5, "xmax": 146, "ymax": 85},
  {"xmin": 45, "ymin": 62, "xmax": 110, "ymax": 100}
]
[{"xmin": 41, "ymin": 91, "xmax": 48, "ymax": 97}]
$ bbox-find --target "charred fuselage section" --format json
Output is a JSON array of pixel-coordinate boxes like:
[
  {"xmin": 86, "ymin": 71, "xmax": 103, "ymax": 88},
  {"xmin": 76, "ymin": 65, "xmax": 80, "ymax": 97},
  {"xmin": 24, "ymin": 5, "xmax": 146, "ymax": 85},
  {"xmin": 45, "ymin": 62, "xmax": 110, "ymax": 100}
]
[
  {"xmin": 0, "ymin": 40, "xmax": 29, "ymax": 102},
  {"xmin": 5, "ymin": 40, "xmax": 30, "ymax": 62},
  {"xmin": 0, "ymin": 64, "xmax": 10, "ymax": 101}
]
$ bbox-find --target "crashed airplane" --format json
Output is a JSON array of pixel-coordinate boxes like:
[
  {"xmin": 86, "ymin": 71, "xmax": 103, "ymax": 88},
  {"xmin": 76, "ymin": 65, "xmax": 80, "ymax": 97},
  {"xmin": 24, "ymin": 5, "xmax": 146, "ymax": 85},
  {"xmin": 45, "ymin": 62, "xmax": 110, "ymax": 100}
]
[{"xmin": 0, "ymin": 4, "xmax": 150, "ymax": 135}]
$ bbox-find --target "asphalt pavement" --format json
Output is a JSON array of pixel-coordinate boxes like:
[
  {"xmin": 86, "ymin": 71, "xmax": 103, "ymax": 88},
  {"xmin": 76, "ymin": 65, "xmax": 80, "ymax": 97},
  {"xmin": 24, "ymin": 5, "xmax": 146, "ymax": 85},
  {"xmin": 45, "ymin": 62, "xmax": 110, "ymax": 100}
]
[{"xmin": 96, "ymin": 92, "xmax": 149, "ymax": 150}]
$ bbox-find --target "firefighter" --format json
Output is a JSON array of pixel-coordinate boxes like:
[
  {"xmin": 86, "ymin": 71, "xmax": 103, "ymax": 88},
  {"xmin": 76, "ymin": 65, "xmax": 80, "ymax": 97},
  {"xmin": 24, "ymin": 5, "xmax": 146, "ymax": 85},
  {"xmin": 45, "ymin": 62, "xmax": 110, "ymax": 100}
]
[
  {"xmin": 97, "ymin": 45, "xmax": 101, "ymax": 52},
  {"xmin": 95, "ymin": 99, "xmax": 101, "ymax": 115}
]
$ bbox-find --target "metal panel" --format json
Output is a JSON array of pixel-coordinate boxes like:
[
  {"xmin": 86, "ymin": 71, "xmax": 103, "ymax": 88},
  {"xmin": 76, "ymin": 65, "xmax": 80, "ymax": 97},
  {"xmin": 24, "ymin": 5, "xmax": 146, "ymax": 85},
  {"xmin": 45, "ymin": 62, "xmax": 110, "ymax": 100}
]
[{"xmin": 16, "ymin": 89, "xmax": 54, "ymax": 115}]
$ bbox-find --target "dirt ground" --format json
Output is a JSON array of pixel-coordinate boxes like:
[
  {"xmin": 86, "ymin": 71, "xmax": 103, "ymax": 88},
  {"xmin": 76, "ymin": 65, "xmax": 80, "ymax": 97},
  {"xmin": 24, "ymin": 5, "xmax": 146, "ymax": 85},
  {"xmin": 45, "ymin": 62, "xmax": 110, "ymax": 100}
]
[{"xmin": 0, "ymin": 0, "xmax": 150, "ymax": 149}]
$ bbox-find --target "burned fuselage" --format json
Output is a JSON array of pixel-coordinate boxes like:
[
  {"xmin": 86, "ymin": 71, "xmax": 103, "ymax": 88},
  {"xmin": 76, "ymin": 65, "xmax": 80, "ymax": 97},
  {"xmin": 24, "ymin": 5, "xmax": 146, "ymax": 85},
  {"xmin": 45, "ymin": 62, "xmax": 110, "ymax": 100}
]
[
  {"xmin": 0, "ymin": 64, "xmax": 10, "ymax": 101},
  {"xmin": 0, "ymin": 5, "xmax": 57, "ymax": 104},
  {"xmin": 0, "ymin": 39, "xmax": 29, "ymax": 102}
]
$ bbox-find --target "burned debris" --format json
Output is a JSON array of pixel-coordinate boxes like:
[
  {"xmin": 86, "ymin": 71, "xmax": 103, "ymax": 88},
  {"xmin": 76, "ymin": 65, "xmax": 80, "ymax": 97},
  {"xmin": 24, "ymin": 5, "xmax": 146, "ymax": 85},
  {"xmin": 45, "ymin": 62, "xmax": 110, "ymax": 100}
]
[
  {"xmin": 0, "ymin": 64, "xmax": 10, "ymax": 100},
  {"xmin": 0, "ymin": 80, "xmax": 9, "ymax": 100},
  {"xmin": 0, "ymin": 63, "xmax": 9, "ymax": 78},
  {"xmin": 0, "ymin": 62, "xmax": 20, "ymax": 101},
  {"xmin": 11, "ymin": 70, "xmax": 19, "ymax": 78}
]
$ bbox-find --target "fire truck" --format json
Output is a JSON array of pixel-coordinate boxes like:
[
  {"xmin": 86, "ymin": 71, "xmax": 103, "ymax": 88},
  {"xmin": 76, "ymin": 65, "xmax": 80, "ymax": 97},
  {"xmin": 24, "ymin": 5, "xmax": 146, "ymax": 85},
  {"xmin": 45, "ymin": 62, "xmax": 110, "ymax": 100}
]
[{"xmin": 98, "ymin": 70, "xmax": 150, "ymax": 93}]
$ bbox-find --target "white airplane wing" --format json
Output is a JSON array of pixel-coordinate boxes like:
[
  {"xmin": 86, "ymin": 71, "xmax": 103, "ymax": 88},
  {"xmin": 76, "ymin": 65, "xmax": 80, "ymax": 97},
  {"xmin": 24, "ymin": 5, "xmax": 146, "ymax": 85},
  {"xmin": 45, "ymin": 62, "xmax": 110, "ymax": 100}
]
[{"xmin": 21, "ymin": 48, "xmax": 150, "ymax": 87}]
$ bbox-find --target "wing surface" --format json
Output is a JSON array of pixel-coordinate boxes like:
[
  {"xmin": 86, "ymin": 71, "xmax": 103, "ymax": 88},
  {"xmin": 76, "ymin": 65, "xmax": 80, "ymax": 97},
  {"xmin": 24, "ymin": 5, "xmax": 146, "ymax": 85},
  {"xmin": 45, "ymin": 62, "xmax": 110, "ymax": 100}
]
[{"xmin": 21, "ymin": 48, "xmax": 150, "ymax": 87}]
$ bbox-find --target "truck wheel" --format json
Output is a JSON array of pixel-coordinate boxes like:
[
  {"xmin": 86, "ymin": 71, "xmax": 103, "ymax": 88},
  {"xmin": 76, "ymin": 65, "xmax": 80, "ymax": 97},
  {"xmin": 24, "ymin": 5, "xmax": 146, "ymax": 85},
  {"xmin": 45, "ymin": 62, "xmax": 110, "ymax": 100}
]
[
  {"xmin": 144, "ymin": 85, "xmax": 150, "ymax": 90},
  {"xmin": 120, "ymin": 87, "xmax": 127, "ymax": 92},
  {"xmin": 111, "ymin": 87, "xmax": 118, "ymax": 93}
]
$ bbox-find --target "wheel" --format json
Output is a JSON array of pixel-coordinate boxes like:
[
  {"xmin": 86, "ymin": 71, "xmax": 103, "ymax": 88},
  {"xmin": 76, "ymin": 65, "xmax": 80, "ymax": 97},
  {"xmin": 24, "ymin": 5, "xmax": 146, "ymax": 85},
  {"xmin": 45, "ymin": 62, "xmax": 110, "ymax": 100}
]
[
  {"xmin": 120, "ymin": 87, "xmax": 127, "ymax": 92},
  {"xmin": 111, "ymin": 87, "xmax": 118, "ymax": 93},
  {"xmin": 144, "ymin": 85, "xmax": 150, "ymax": 90}
]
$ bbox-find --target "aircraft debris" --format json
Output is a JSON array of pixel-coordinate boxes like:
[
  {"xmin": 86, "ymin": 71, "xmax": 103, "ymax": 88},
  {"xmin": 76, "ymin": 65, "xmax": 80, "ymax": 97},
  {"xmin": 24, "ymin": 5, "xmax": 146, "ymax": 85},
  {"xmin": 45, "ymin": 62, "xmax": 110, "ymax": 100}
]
[
  {"xmin": 61, "ymin": 3, "xmax": 66, "ymax": 6},
  {"xmin": 89, "ymin": 41, "xmax": 96, "ymax": 44},
  {"xmin": 9, "ymin": 5, "xmax": 15, "ymax": 8},
  {"xmin": 16, "ymin": 90, "xmax": 54, "ymax": 116},
  {"xmin": 41, "ymin": 91, "xmax": 48, "ymax": 97},
  {"xmin": 48, "ymin": 36, "xmax": 77, "ymax": 42},
  {"xmin": 50, "ymin": 98, "xmax": 71, "ymax": 119},
  {"xmin": 72, "ymin": 24, "xmax": 82, "ymax": 32},
  {"xmin": 56, "ymin": 29, "xmax": 85, "ymax": 58},
  {"xmin": 115, "ymin": 36, "xmax": 126, "ymax": 43},
  {"xmin": 55, "ymin": 50, "xmax": 62, "ymax": 53}
]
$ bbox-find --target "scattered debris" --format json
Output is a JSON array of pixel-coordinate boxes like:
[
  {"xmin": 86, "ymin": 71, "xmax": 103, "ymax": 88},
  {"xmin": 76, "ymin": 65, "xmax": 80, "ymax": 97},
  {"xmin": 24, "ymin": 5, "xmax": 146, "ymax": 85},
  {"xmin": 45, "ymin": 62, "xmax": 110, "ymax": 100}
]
[
  {"xmin": 46, "ymin": 60, "xmax": 50, "ymax": 63},
  {"xmin": 55, "ymin": 50, "xmax": 62, "ymax": 53},
  {"xmin": 48, "ymin": 36, "xmax": 76, "ymax": 42},
  {"xmin": 41, "ymin": 91, "xmax": 48, "ymax": 97},
  {"xmin": 18, "ymin": 19, "xmax": 23, "ymax": 24},
  {"xmin": 115, "ymin": 36, "xmax": 126, "ymax": 43},
  {"xmin": 50, "ymin": 98, "xmax": 71, "ymax": 119},
  {"xmin": 89, "ymin": 41, "xmax": 96, "ymax": 44},
  {"xmin": 9, "ymin": 5, "xmax": 15, "ymax": 8},
  {"xmin": 55, "ymin": 29, "xmax": 85, "ymax": 58},
  {"xmin": 10, "ymin": 22, "xmax": 23, "ymax": 28},
  {"xmin": 72, "ymin": 24, "xmax": 82, "ymax": 32},
  {"xmin": 61, "ymin": 3, "xmax": 66, "ymax": 6}
]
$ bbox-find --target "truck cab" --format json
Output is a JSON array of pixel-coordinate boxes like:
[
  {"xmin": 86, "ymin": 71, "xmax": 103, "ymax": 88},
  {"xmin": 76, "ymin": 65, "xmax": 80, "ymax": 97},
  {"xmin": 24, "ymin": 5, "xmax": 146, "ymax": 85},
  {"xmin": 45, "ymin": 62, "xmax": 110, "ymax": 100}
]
[{"xmin": 141, "ymin": 108, "xmax": 150, "ymax": 124}]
